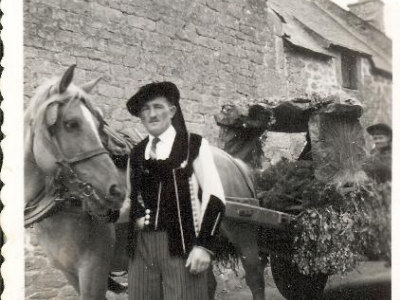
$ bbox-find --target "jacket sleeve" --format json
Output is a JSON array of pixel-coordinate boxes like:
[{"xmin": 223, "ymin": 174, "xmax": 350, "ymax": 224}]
[
  {"xmin": 129, "ymin": 154, "xmax": 145, "ymax": 221},
  {"xmin": 126, "ymin": 143, "xmax": 147, "ymax": 257},
  {"xmin": 192, "ymin": 138, "xmax": 225, "ymax": 251},
  {"xmin": 104, "ymin": 155, "xmax": 128, "ymax": 223}
]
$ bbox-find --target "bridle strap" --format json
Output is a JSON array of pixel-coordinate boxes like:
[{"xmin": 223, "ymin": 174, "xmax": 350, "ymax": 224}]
[
  {"xmin": 27, "ymin": 94, "xmax": 113, "ymax": 222},
  {"xmin": 47, "ymin": 99, "xmax": 109, "ymax": 165},
  {"xmin": 65, "ymin": 147, "xmax": 109, "ymax": 164},
  {"xmin": 49, "ymin": 133, "xmax": 108, "ymax": 165}
]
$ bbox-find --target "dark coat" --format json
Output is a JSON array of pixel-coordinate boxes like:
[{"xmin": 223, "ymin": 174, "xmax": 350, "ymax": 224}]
[
  {"xmin": 126, "ymin": 131, "xmax": 225, "ymax": 258},
  {"xmin": 364, "ymin": 145, "xmax": 392, "ymax": 183}
]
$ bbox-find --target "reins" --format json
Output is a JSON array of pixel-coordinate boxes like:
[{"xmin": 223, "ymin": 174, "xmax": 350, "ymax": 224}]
[{"xmin": 49, "ymin": 99, "xmax": 112, "ymax": 213}]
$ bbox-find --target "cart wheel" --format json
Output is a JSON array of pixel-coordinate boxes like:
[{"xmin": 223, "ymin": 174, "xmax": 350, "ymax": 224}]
[{"xmin": 270, "ymin": 255, "xmax": 328, "ymax": 300}]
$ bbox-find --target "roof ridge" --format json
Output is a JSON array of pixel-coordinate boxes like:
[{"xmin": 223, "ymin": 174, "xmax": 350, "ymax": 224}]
[
  {"xmin": 316, "ymin": 0, "xmax": 391, "ymax": 42},
  {"xmin": 311, "ymin": 1, "xmax": 391, "ymax": 66}
]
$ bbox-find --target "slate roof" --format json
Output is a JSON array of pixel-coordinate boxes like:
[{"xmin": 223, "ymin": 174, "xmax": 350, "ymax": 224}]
[{"xmin": 269, "ymin": 0, "xmax": 392, "ymax": 74}]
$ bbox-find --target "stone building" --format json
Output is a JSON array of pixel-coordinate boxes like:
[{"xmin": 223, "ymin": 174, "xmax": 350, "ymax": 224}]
[{"xmin": 24, "ymin": 0, "xmax": 391, "ymax": 298}]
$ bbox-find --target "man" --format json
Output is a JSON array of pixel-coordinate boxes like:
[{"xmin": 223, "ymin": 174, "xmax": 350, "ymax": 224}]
[
  {"xmin": 366, "ymin": 123, "xmax": 392, "ymax": 156},
  {"xmin": 363, "ymin": 123, "xmax": 392, "ymax": 183},
  {"xmin": 125, "ymin": 82, "xmax": 225, "ymax": 300}
]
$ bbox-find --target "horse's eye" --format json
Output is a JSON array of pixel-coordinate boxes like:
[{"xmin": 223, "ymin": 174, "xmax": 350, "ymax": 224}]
[{"xmin": 64, "ymin": 120, "xmax": 80, "ymax": 132}]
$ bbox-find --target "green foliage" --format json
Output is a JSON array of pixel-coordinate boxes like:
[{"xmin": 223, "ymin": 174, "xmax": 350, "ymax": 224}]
[
  {"xmin": 292, "ymin": 182, "xmax": 391, "ymax": 275},
  {"xmin": 255, "ymin": 160, "xmax": 391, "ymax": 276},
  {"xmin": 255, "ymin": 159, "xmax": 317, "ymax": 213}
]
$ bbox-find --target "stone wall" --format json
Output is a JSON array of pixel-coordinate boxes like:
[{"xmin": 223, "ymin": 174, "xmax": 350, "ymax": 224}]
[
  {"xmin": 284, "ymin": 45, "xmax": 391, "ymax": 125},
  {"xmin": 263, "ymin": 132, "xmax": 307, "ymax": 164},
  {"xmin": 360, "ymin": 57, "xmax": 392, "ymax": 126},
  {"xmin": 24, "ymin": 0, "xmax": 281, "ymax": 144},
  {"xmin": 284, "ymin": 45, "xmax": 339, "ymax": 99},
  {"xmin": 23, "ymin": 0, "xmax": 391, "ymax": 152},
  {"xmin": 25, "ymin": 229, "xmax": 78, "ymax": 300}
]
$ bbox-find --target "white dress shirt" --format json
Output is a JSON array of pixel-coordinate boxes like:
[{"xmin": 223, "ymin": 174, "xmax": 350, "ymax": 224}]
[{"xmin": 145, "ymin": 125, "xmax": 177, "ymax": 160}]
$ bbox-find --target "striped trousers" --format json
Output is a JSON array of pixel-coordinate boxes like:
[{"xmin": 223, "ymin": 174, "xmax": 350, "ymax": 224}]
[{"xmin": 128, "ymin": 231, "xmax": 209, "ymax": 300}]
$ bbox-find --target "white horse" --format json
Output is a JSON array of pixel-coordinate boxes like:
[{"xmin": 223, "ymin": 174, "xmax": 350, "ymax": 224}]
[{"xmin": 25, "ymin": 65, "xmax": 126, "ymax": 300}]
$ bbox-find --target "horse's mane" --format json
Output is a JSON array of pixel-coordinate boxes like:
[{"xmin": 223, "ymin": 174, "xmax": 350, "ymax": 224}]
[
  {"xmin": 27, "ymin": 78, "xmax": 98, "ymax": 121},
  {"xmin": 25, "ymin": 79, "xmax": 104, "ymax": 206},
  {"xmin": 25, "ymin": 79, "xmax": 100, "ymax": 149},
  {"xmin": 24, "ymin": 77, "xmax": 105, "ymax": 204}
]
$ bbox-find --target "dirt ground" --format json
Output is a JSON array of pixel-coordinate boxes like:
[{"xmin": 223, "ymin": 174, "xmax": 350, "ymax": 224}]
[
  {"xmin": 107, "ymin": 261, "xmax": 390, "ymax": 300},
  {"xmin": 215, "ymin": 261, "xmax": 391, "ymax": 300}
]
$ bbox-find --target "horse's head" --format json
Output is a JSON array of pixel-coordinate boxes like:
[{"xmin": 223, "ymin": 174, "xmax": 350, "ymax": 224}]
[{"xmin": 28, "ymin": 65, "xmax": 125, "ymax": 214}]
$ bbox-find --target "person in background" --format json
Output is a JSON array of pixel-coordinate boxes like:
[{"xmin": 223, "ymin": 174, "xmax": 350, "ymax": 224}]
[
  {"xmin": 366, "ymin": 123, "xmax": 392, "ymax": 157},
  {"xmin": 363, "ymin": 123, "xmax": 392, "ymax": 183},
  {"xmin": 125, "ymin": 81, "xmax": 225, "ymax": 300}
]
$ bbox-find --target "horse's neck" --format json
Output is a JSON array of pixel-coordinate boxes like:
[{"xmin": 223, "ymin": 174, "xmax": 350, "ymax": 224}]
[
  {"xmin": 24, "ymin": 120, "xmax": 46, "ymax": 203},
  {"xmin": 217, "ymin": 126, "xmax": 261, "ymax": 165},
  {"xmin": 217, "ymin": 127, "xmax": 239, "ymax": 149}
]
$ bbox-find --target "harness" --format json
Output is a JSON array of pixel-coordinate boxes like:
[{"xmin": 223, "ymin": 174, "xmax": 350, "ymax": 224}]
[{"xmin": 24, "ymin": 99, "xmax": 111, "ymax": 227}]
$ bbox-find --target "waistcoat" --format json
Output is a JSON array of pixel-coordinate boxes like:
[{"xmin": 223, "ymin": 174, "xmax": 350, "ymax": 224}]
[{"xmin": 127, "ymin": 131, "xmax": 204, "ymax": 257}]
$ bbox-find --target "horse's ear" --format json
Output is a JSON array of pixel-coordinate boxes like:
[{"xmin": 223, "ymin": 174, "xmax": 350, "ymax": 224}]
[
  {"xmin": 45, "ymin": 103, "xmax": 59, "ymax": 127},
  {"xmin": 59, "ymin": 64, "xmax": 76, "ymax": 94},
  {"xmin": 81, "ymin": 77, "xmax": 102, "ymax": 94},
  {"xmin": 51, "ymin": 64, "xmax": 76, "ymax": 95}
]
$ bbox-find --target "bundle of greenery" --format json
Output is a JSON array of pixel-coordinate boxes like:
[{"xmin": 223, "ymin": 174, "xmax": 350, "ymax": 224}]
[
  {"xmin": 292, "ymin": 181, "xmax": 391, "ymax": 275},
  {"xmin": 255, "ymin": 159, "xmax": 391, "ymax": 276},
  {"xmin": 255, "ymin": 159, "xmax": 317, "ymax": 214}
]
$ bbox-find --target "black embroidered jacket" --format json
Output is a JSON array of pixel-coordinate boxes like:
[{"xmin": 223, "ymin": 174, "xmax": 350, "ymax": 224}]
[{"xmin": 126, "ymin": 131, "xmax": 225, "ymax": 258}]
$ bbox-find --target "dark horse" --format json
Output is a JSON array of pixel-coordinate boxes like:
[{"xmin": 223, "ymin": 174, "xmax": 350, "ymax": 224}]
[{"xmin": 25, "ymin": 65, "xmax": 126, "ymax": 300}]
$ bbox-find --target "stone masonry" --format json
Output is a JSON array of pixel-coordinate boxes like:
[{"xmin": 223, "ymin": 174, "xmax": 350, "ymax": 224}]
[
  {"xmin": 284, "ymin": 46, "xmax": 391, "ymax": 127},
  {"xmin": 24, "ymin": 0, "xmax": 392, "ymax": 298},
  {"xmin": 24, "ymin": 0, "xmax": 282, "ymax": 144}
]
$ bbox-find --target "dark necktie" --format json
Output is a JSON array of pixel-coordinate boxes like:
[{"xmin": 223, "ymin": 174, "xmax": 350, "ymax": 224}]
[{"xmin": 149, "ymin": 137, "xmax": 160, "ymax": 159}]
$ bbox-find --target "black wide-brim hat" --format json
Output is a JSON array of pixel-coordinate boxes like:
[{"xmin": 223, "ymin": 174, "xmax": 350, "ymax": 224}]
[
  {"xmin": 366, "ymin": 123, "xmax": 392, "ymax": 137},
  {"xmin": 127, "ymin": 81, "xmax": 180, "ymax": 116}
]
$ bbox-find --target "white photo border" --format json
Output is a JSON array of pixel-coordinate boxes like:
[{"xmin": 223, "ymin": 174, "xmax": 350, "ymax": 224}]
[{"xmin": 0, "ymin": 0, "xmax": 399, "ymax": 300}]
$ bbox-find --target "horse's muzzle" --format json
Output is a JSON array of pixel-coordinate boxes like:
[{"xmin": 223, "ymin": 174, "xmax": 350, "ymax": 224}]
[
  {"xmin": 109, "ymin": 184, "xmax": 123, "ymax": 199},
  {"xmin": 101, "ymin": 183, "xmax": 125, "ymax": 210}
]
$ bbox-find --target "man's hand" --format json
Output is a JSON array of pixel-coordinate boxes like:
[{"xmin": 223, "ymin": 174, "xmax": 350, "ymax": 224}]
[
  {"xmin": 111, "ymin": 146, "xmax": 129, "ymax": 156},
  {"xmin": 185, "ymin": 246, "xmax": 211, "ymax": 274},
  {"xmin": 135, "ymin": 217, "xmax": 145, "ymax": 230}
]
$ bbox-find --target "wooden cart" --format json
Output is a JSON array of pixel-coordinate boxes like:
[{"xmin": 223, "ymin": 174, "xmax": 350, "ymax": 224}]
[
  {"xmin": 219, "ymin": 96, "xmax": 367, "ymax": 299},
  {"xmin": 224, "ymin": 198, "xmax": 328, "ymax": 300}
]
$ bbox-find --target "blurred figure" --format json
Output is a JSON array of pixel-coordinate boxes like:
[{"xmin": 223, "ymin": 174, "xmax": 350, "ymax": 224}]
[
  {"xmin": 367, "ymin": 123, "xmax": 392, "ymax": 156},
  {"xmin": 363, "ymin": 123, "xmax": 392, "ymax": 183}
]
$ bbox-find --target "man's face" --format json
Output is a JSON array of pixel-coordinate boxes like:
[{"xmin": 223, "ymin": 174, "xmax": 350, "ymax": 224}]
[
  {"xmin": 139, "ymin": 97, "xmax": 177, "ymax": 136},
  {"xmin": 372, "ymin": 134, "xmax": 391, "ymax": 149}
]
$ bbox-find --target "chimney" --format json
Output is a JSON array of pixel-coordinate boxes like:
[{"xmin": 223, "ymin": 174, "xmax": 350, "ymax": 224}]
[{"xmin": 348, "ymin": 0, "xmax": 385, "ymax": 32}]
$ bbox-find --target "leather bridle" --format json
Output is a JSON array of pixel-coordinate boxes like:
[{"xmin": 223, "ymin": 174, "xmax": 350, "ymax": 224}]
[{"xmin": 28, "ymin": 97, "xmax": 113, "ymax": 219}]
